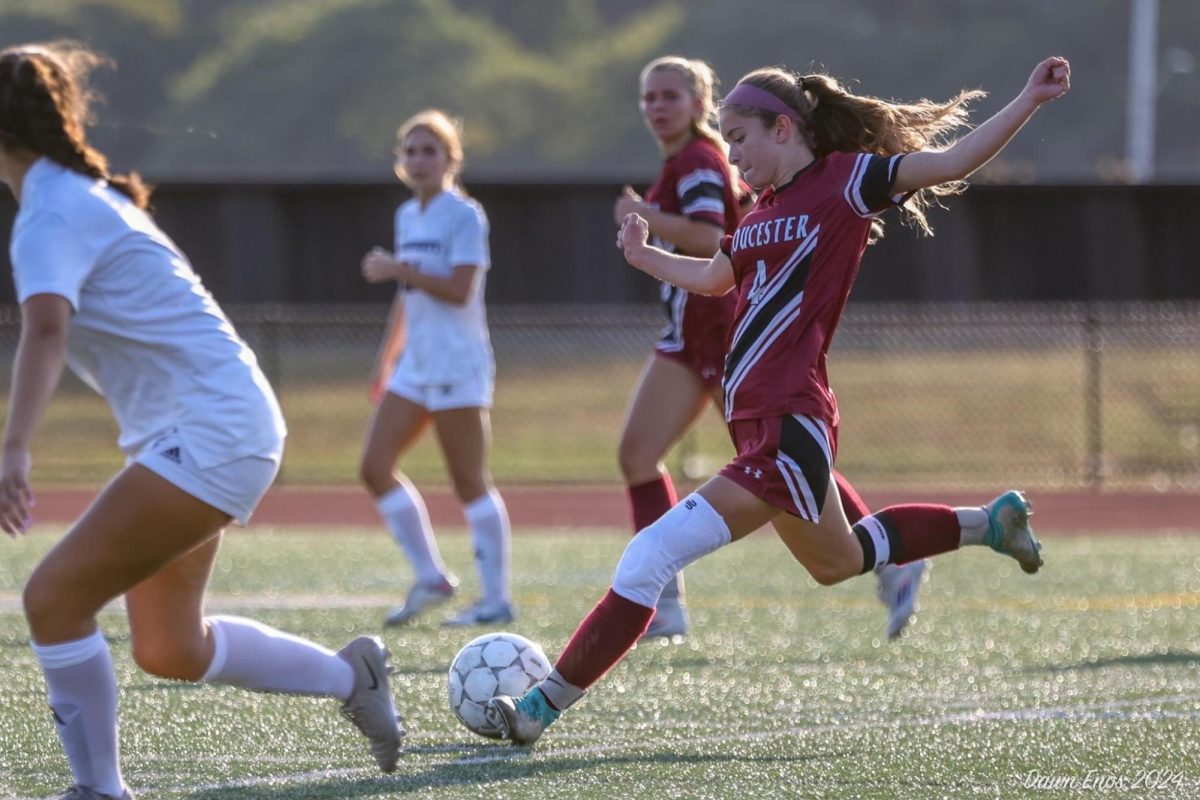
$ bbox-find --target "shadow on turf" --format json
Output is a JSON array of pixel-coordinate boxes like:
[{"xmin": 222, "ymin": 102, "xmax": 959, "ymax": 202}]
[
  {"xmin": 181, "ymin": 745, "xmax": 832, "ymax": 799},
  {"xmin": 1034, "ymin": 649, "xmax": 1200, "ymax": 672}
]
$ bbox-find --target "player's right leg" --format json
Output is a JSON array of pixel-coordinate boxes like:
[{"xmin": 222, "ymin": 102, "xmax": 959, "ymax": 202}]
[
  {"xmin": 617, "ymin": 356, "xmax": 713, "ymax": 639},
  {"xmin": 486, "ymin": 476, "xmax": 777, "ymax": 745},
  {"xmin": 360, "ymin": 392, "xmax": 457, "ymax": 625}
]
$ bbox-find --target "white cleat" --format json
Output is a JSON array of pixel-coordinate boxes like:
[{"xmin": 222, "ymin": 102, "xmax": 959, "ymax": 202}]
[
  {"xmin": 442, "ymin": 599, "xmax": 515, "ymax": 627},
  {"xmin": 640, "ymin": 596, "xmax": 689, "ymax": 641},
  {"xmin": 876, "ymin": 560, "xmax": 929, "ymax": 639},
  {"xmin": 383, "ymin": 577, "xmax": 457, "ymax": 626},
  {"xmin": 337, "ymin": 635, "xmax": 405, "ymax": 773}
]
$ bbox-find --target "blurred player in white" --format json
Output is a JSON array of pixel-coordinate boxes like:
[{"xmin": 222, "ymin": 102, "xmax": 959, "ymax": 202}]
[
  {"xmin": 360, "ymin": 109, "xmax": 512, "ymax": 627},
  {"xmin": 0, "ymin": 42, "xmax": 404, "ymax": 799},
  {"xmin": 615, "ymin": 56, "xmax": 927, "ymax": 641},
  {"xmin": 488, "ymin": 56, "xmax": 1068, "ymax": 745}
]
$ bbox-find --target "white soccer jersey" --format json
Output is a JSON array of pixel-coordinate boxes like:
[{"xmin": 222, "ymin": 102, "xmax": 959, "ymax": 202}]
[
  {"xmin": 9, "ymin": 158, "xmax": 286, "ymax": 468},
  {"xmin": 392, "ymin": 187, "xmax": 493, "ymax": 385}
]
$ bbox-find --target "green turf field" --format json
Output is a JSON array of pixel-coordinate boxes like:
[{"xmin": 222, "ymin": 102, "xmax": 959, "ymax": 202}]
[{"xmin": 1, "ymin": 529, "xmax": 1198, "ymax": 799}]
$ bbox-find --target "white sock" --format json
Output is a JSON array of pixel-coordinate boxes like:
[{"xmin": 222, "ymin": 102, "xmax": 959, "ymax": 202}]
[
  {"xmin": 464, "ymin": 490, "xmax": 511, "ymax": 606},
  {"xmin": 378, "ymin": 483, "xmax": 450, "ymax": 587},
  {"xmin": 201, "ymin": 616, "xmax": 354, "ymax": 700},
  {"xmin": 956, "ymin": 506, "xmax": 990, "ymax": 546},
  {"xmin": 538, "ymin": 669, "xmax": 585, "ymax": 712},
  {"xmin": 32, "ymin": 630, "xmax": 125, "ymax": 797}
]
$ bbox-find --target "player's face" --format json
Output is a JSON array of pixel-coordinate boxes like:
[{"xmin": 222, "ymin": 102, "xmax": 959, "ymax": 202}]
[
  {"xmin": 640, "ymin": 69, "xmax": 701, "ymax": 145},
  {"xmin": 396, "ymin": 128, "xmax": 451, "ymax": 192},
  {"xmin": 720, "ymin": 108, "xmax": 780, "ymax": 190}
]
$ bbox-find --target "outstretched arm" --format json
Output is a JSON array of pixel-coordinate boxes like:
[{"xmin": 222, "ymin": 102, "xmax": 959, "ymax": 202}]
[
  {"xmin": 893, "ymin": 57, "xmax": 1070, "ymax": 194},
  {"xmin": 617, "ymin": 213, "xmax": 736, "ymax": 296}
]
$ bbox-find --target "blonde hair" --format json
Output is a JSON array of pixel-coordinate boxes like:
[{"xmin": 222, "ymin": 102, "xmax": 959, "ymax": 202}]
[
  {"xmin": 0, "ymin": 41, "xmax": 150, "ymax": 208},
  {"xmin": 394, "ymin": 109, "xmax": 464, "ymax": 187},
  {"xmin": 640, "ymin": 56, "xmax": 726, "ymax": 154},
  {"xmin": 727, "ymin": 67, "xmax": 985, "ymax": 239}
]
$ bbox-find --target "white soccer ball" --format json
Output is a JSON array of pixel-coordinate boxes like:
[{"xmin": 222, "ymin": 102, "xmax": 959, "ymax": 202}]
[{"xmin": 447, "ymin": 632, "xmax": 552, "ymax": 738}]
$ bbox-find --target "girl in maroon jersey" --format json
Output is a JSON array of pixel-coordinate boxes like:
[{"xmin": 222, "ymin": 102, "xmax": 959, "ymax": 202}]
[
  {"xmin": 488, "ymin": 56, "xmax": 1069, "ymax": 743},
  {"xmin": 608, "ymin": 56, "xmax": 744, "ymax": 638},
  {"xmin": 613, "ymin": 56, "xmax": 923, "ymax": 642}
]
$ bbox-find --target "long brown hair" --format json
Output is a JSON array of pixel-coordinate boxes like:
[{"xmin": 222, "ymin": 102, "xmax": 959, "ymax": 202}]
[
  {"xmin": 728, "ymin": 67, "xmax": 984, "ymax": 238},
  {"xmin": 0, "ymin": 41, "xmax": 150, "ymax": 208}
]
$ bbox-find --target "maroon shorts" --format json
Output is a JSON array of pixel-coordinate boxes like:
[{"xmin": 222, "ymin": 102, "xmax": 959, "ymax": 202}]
[{"xmin": 719, "ymin": 413, "xmax": 837, "ymax": 521}]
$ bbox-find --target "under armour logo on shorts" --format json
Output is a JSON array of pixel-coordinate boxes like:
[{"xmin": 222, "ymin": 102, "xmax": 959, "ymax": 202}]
[{"xmin": 744, "ymin": 466, "xmax": 763, "ymax": 480}]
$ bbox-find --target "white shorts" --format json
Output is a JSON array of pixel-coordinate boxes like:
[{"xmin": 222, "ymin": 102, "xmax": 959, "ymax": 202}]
[
  {"xmin": 387, "ymin": 362, "xmax": 494, "ymax": 412},
  {"xmin": 131, "ymin": 428, "xmax": 281, "ymax": 525}
]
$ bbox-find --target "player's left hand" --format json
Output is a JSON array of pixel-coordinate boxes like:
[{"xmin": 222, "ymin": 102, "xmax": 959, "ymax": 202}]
[
  {"xmin": 0, "ymin": 447, "xmax": 34, "ymax": 537},
  {"xmin": 1022, "ymin": 57, "xmax": 1070, "ymax": 105},
  {"xmin": 613, "ymin": 186, "xmax": 646, "ymax": 225},
  {"xmin": 617, "ymin": 213, "xmax": 650, "ymax": 261},
  {"xmin": 362, "ymin": 248, "xmax": 405, "ymax": 284}
]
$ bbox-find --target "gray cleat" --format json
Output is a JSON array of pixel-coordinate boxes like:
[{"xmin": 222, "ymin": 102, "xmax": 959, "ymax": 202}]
[
  {"xmin": 48, "ymin": 787, "xmax": 133, "ymax": 800},
  {"xmin": 640, "ymin": 596, "xmax": 689, "ymax": 641},
  {"xmin": 876, "ymin": 559, "xmax": 929, "ymax": 639},
  {"xmin": 383, "ymin": 578, "xmax": 457, "ymax": 626},
  {"xmin": 337, "ymin": 635, "xmax": 405, "ymax": 772}
]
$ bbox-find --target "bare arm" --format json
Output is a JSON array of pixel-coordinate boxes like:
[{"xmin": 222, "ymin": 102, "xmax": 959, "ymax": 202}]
[
  {"xmin": 617, "ymin": 213, "xmax": 736, "ymax": 296},
  {"xmin": 362, "ymin": 248, "xmax": 479, "ymax": 306},
  {"xmin": 893, "ymin": 57, "xmax": 1071, "ymax": 194},
  {"xmin": 614, "ymin": 187, "xmax": 722, "ymax": 257},
  {"xmin": 1, "ymin": 294, "xmax": 71, "ymax": 535}
]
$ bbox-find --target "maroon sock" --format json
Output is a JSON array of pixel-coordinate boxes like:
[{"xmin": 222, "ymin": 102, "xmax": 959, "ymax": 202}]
[
  {"xmin": 833, "ymin": 469, "xmax": 870, "ymax": 524},
  {"xmin": 854, "ymin": 504, "xmax": 961, "ymax": 571},
  {"xmin": 554, "ymin": 589, "xmax": 655, "ymax": 690},
  {"xmin": 627, "ymin": 474, "xmax": 677, "ymax": 534}
]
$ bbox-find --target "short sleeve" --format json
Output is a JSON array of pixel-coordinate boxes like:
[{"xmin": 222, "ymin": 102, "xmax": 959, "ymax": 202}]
[
  {"xmin": 842, "ymin": 153, "xmax": 911, "ymax": 218},
  {"xmin": 675, "ymin": 147, "xmax": 729, "ymax": 228},
  {"xmin": 10, "ymin": 211, "xmax": 96, "ymax": 309},
  {"xmin": 448, "ymin": 202, "xmax": 489, "ymax": 270}
]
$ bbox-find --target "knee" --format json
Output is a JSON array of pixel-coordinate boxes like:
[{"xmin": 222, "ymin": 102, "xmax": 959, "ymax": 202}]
[
  {"xmin": 23, "ymin": 569, "xmax": 95, "ymax": 641},
  {"xmin": 806, "ymin": 556, "xmax": 859, "ymax": 587},
  {"xmin": 447, "ymin": 466, "xmax": 487, "ymax": 504},
  {"xmin": 131, "ymin": 635, "xmax": 209, "ymax": 682},
  {"xmin": 358, "ymin": 455, "xmax": 394, "ymax": 497},
  {"xmin": 617, "ymin": 438, "xmax": 658, "ymax": 482}
]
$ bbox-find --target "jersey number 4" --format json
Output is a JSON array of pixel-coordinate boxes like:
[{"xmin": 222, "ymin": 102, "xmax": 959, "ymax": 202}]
[{"xmin": 747, "ymin": 260, "xmax": 769, "ymax": 305}]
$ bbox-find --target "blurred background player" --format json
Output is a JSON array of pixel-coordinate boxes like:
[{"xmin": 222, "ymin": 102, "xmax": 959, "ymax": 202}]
[
  {"xmin": 614, "ymin": 56, "xmax": 926, "ymax": 641},
  {"xmin": 488, "ymin": 56, "xmax": 1068, "ymax": 744},
  {"xmin": 0, "ymin": 42, "xmax": 404, "ymax": 799},
  {"xmin": 360, "ymin": 109, "xmax": 512, "ymax": 627},
  {"xmin": 609, "ymin": 56, "xmax": 744, "ymax": 639}
]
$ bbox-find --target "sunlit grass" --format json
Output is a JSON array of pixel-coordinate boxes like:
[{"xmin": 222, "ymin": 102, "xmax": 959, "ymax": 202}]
[{"xmin": 1, "ymin": 529, "xmax": 1198, "ymax": 798}]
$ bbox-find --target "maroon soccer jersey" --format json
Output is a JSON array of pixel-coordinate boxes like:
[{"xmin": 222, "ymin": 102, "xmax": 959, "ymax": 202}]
[
  {"xmin": 645, "ymin": 137, "xmax": 744, "ymax": 385},
  {"xmin": 719, "ymin": 151, "xmax": 908, "ymax": 425}
]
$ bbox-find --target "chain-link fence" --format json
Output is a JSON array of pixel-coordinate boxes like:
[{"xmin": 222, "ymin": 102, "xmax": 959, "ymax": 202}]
[{"xmin": 2, "ymin": 302, "xmax": 1198, "ymax": 491}]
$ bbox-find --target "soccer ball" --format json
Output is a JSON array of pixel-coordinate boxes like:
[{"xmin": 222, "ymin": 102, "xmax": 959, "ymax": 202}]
[{"xmin": 447, "ymin": 632, "xmax": 552, "ymax": 738}]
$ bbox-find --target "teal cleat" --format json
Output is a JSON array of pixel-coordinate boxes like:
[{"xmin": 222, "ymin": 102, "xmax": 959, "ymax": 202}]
[
  {"xmin": 983, "ymin": 490, "xmax": 1043, "ymax": 574},
  {"xmin": 485, "ymin": 688, "xmax": 560, "ymax": 745}
]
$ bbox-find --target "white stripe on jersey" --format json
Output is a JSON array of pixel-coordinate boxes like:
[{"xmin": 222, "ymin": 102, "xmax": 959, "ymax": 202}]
[
  {"xmin": 845, "ymin": 153, "xmax": 905, "ymax": 219},
  {"xmin": 728, "ymin": 229, "xmax": 820, "ymax": 349},
  {"xmin": 793, "ymin": 413, "xmax": 832, "ymax": 466},
  {"xmin": 677, "ymin": 168, "xmax": 726, "ymax": 197},
  {"xmin": 681, "ymin": 197, "xmax": 725, "ymax": 217},
  {"xmin": 725, "ymin": 298, "xmax": 803, "ymax": 419},
  {"xmin": 844, "ymin": 153, "xmax": 873, "ymax": 217},
  {"xmin": 658, "ymin": 286, "xmax": 688, "ymax": 352}
]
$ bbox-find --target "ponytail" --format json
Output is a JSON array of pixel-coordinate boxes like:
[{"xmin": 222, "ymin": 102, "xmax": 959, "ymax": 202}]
[
  {"xmin": 731, "ymin": 68, "xmax": 984, "ymax": 239},
  {"xmin": 0, "ymin": 42, "xmax": 151, "ymax": 209}
]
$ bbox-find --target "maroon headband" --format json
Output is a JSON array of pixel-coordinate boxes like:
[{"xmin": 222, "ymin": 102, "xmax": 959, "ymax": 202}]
[{"xmin": 721, "ymin": 83, "xmax": 805, "ymax": 124}]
